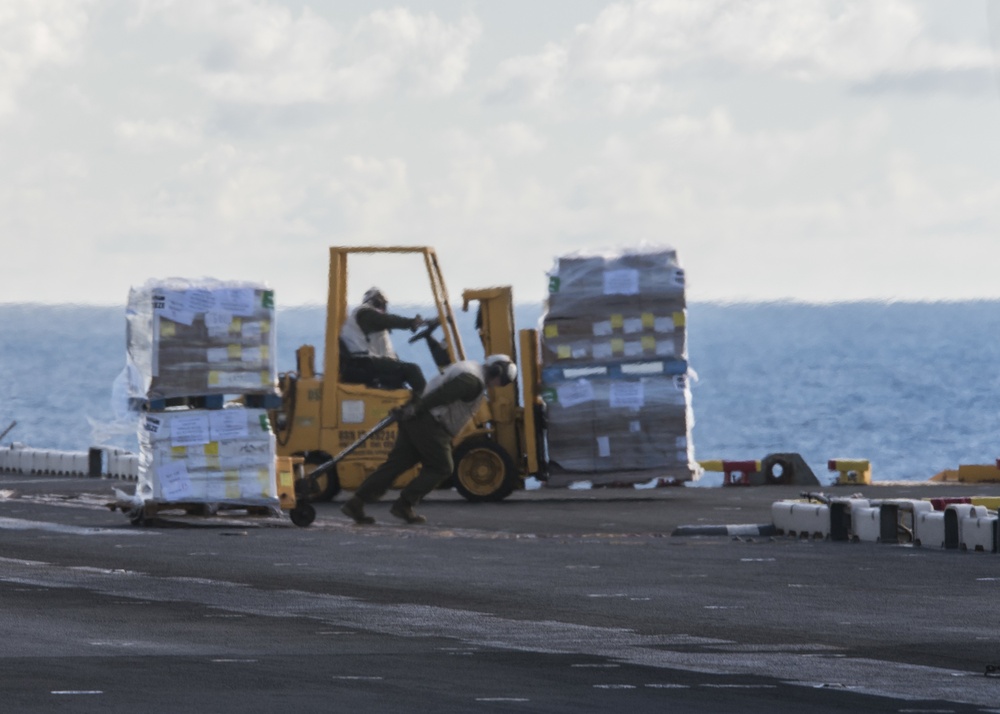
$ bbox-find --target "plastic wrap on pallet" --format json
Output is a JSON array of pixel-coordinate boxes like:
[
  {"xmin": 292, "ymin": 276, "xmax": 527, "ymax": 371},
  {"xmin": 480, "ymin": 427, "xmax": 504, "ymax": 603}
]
[
  {"xmin": 136, "ymin": 407, "xmax": 278, "ymax": 505},
  {"xmin": 541, "ymin": 372, "xmax": 695, "ymax": 482},
  {"xmin": 540, "ymin": 246, "xmax": 694, "ymax": 482},
  {"xmin": 544, "ymin": 248, "xmax": 685, "ymax": 319},
  {"xmin": 124, "ymin": 277, "xmax": 278, "ymax": 401}
]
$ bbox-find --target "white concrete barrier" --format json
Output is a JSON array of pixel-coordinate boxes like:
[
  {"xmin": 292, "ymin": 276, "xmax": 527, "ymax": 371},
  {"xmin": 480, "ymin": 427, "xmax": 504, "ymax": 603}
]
[
  {"xmin": 851, "ymin": 503, "xmax": 882, "ymax": 542},
  {"xmin": 771, "ymin": 501, "xmax": 830, "ymax": 538},
  {"xmin": 914, "ymin": 509, "xmax": 946, "ymax": 548},
  {"xmin": 0, "ymin": 445, "xmax": 129, "ymax": 479},
  {"xmin": 946, "ymin": 504, "xmax": 992, "ymax": 552}
]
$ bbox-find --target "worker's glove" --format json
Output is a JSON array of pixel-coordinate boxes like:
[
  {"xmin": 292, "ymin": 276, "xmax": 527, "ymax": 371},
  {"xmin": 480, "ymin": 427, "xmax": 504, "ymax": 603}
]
[
  {"xmin": 410, "ymin": 315, "xmax": 424, "ymax": 332},
  {"xmin": 393, "ymin": 403, "xmax": 418, "ymax": 421}
]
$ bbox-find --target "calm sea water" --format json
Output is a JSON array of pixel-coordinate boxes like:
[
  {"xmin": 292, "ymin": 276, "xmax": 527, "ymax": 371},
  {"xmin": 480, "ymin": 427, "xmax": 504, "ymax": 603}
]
[{"xmin": 2, "ymin": 301, "xmax": 998, "ymax": 484}]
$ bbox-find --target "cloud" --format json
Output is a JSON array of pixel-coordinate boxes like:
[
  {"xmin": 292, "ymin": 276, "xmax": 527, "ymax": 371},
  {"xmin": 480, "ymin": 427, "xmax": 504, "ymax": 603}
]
[
  {"xmin": 491, "ymin": 122, "xmax": 546, "ymax": 155},
  {"xmin": 488, "ymin": 0, "xmax": 995, "ymax": 110},
  {"xmin": 0, "ymin": 0, "xmax": 93, "ymax": 115},
  {"xmin": 115, "ymin": 118, "xmax": 202, "ymax": 148},
  {"xmin": 135, "ymin": 1, "xmax": 481, "ymax": 104}
]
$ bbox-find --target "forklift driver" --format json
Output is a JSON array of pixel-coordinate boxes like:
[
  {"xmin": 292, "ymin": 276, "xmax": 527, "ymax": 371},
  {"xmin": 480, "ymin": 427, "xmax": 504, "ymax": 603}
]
[{"xmin": 339, "ymin": 287, "xmax": 427, "ymax": 394}]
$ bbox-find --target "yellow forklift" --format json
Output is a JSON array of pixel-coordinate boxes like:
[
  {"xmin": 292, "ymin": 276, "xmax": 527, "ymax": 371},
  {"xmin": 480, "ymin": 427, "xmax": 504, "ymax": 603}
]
[{"xmin": 270, "ymin": 246, "xmax": 546, "ymax": 505}]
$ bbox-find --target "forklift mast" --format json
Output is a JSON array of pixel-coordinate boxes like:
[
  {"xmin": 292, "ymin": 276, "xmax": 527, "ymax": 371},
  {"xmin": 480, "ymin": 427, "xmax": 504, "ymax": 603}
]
[{"xmin": 462, "ymin": 287, "xmax": 544, "ymax": 477}]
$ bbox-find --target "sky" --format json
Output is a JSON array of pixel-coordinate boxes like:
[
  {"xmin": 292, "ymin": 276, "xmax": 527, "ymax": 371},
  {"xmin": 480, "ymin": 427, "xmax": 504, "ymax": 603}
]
[{"xmin": 3, "ymin": 0, "xmax": 1000, "ymax": 307}]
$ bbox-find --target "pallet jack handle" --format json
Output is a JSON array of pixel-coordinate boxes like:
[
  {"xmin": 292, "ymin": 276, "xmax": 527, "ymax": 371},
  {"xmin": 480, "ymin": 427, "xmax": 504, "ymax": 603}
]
[{"xmin": 305, "ymin": 413, "xmax": 397, "ymax": 480}]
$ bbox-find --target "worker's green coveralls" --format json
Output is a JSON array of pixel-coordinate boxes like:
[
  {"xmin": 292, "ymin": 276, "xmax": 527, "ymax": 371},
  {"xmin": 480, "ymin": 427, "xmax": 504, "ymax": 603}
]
[{"xmin": 353, "ymin": 372, "xmax": 484, "ymax": 506}]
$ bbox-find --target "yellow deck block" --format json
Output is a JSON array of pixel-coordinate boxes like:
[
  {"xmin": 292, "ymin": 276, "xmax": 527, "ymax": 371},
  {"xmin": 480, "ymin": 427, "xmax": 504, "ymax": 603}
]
[
  {"xmin": 956, "ymin": 464, "xmax": 1000, "ymax": 483},
  {"xmin": 829, "ymin": 458, "xmax": 871, "ymax": 486},
  {"xmin": 970, "ymin": 497, "xmax": 1000, "ymax": 511}
]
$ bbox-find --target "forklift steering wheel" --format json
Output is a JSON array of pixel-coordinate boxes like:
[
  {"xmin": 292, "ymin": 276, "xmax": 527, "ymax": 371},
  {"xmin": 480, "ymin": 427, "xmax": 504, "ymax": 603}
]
[{"xmin": 408, "ymin": 317, "xmax": 441, "ymax": 344}]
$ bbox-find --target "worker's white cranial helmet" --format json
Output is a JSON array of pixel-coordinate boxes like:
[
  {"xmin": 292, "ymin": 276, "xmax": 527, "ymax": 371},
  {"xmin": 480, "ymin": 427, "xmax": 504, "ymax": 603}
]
[
  {"xmin": 484, "ymin": 354, "xmax": 517, "ymax": 386},
  {"xmin": 362, "ymin": 287, "xmax": 387, "ymax": 309}
]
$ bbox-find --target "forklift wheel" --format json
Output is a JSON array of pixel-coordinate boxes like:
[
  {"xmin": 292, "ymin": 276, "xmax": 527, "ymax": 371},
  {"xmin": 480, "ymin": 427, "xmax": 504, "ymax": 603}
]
[
  {"xmin": 301, "ymin": 453, "xmax": 342, "ymax": 502},
  {"xmin": 289, "ymin": 503, "xmax": 316, "ymax": 527},
  {"xmin": 127, "ymin": 507, "xmax": 146, "ymax": 527},
  {"xmin": 453, "ymin": 437, "xmax": 517, "ymax": 503}
]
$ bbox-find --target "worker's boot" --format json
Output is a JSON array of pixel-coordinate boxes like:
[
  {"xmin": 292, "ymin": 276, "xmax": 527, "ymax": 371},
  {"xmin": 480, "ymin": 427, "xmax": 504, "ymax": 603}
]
[
  {"xmin": 340, "ymin": 497, "xmax": 375, "ymax": 525},
  {"xmin": 390, "ymin": 498, "xmax": 426, "ymax": 525}
]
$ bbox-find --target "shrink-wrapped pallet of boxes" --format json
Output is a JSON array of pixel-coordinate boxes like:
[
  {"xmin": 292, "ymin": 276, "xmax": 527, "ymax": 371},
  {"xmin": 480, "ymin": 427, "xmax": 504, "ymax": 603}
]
[
  {"xmin": 136, "ymin": 407, "xmax": 278, "ymax": 509},
  {"xmin": 112, "ymin": 277, "xmax": 284, "ymax": 522},
  {"xmin": 124, "ymin": 278, "xmax": 278, "ymax": 404},
  {"xmin": 540, "ymin": 248, "xmax": 696, "ymax": 486}
]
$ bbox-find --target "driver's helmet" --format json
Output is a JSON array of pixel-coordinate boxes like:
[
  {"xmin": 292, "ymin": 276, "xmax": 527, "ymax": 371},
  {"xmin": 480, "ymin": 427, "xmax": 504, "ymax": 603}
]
[{"xmin": 362, "ymin": 287, "xmax": 388, "ymax": 311}]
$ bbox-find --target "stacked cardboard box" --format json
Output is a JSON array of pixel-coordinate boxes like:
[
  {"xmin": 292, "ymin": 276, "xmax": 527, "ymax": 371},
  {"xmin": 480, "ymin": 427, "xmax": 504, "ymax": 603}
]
[
  {"xmin": 124, "ymin": 278, "xmax": 279, "ymax": 508},
  {"xmin": 540, "ymin": 248, "xmax": 695, "ymax": 485},
  {"xmin": 125, "ymin": 278, "xmax": 277, "ymax": 402},
  {"xmin": 136, "ymin": 407, "xmax": 278, "ymax": 506}
]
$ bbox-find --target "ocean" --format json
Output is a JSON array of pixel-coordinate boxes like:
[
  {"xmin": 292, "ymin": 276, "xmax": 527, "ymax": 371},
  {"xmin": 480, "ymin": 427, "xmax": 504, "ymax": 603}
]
[{"xmin": 2, "ymin": 301, "xmax": 998, "ymax": 484}]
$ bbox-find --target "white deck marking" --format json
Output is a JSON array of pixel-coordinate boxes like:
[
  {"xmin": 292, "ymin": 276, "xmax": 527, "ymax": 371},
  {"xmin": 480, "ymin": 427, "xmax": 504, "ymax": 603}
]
[
  {"xmin": 0, "ymin": 516, "xmax": 150, "ymax": 536},
  {"xmin": 0, "ymin": 555, "xmax": 993, "ymax": 708}
]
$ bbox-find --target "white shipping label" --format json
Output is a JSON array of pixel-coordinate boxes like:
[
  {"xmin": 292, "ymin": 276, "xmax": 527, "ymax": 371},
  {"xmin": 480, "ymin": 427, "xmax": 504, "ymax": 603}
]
[
  {"xmin": 571, "ymin": 342, "xmax": 590, "ymax": 359},
  {"xmin": 242, "ymin": 321, "xmax": 262, "ymax": 339},
  {"xmin": 215, "ymin": 371, "xmax": 260, "ymax": 389},
  {"xmin": 342, "ymin": 400, "xmax": 366, "ymax": 424},
  {"xmin": 653, "ymin": 317, "xmax": 675, "ymax": 333},
  {"xmin": 610, "ymin": 381, "xmax": 644, "ymax": 409},
  {"xmin": 158, "ymin": 461, "xmax": 194, "ymax": 501},
  {"xmin": 242, "ymin": 346, "xmax": 262, "ymax": 364},
  {"xmin": 209, "ymin": 410, "xmax": 250, "ymax": 441},
  {"xmin": 655, "ymin": 340, "xmax": 676, "ymax": 357},
  {"xmin": 556, "ymin": 379, "xmax": 595, "ymax": 408},
  {"xmin": 592, "ymin": 321, "xmax": 613, "ymax": 337},
  {"xmin": 206, "ymin": 477, "xmax": 229, "ymax": 502},
  {"xmin": 215, "ymin": 288, "xmax": 256, "ymax": 317},
  {"xmin": 623, "ymin": 318, "xmax": 644, "ymax": 334},
  {"xmin": 596, "ymin": 435, "xmax": 611, "ymax": 457},
  {"xmin": 592, "ymin": 343, "xmax": 613, "ymax": 360},
  {"xmin": 206, "ymin": 347, "xmax": 229, "ymax": 363},
  {"xmin": 205, "ymin": 311, "xmax": 234, "ymax": 337},
  {"xmin": 185, "ymin": 289, "xmax": 216, "ymax": 314},
  {"xmin": 624, "ymin": 341, "xmax": 643, "ymax": 357},
  {"xmin": 629, "ymin": 420, "xmax": 642, "ymax": 433},
  {"xmin": 603, "ymin": 269, "xmax": 639, "ymax": 296},
  {"xmin": 170, "ymin": 413, "xmax": 211, "ymax": 447},
  {"xmin": 158, "ymin": 290, "xmax": 196, "ymax": 325}
]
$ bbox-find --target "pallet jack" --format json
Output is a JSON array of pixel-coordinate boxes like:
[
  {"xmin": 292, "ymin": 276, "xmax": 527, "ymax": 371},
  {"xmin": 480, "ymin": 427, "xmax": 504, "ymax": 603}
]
[{"xmin": 288, "ymin": 413, "xmax": 397, "ymax": 527}]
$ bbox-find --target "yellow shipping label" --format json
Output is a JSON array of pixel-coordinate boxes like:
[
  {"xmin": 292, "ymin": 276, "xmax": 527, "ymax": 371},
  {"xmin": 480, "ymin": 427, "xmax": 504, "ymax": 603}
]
[
  {"xmin": 673, "ymin": 311, "xmax": 686, "ymax": 327},
  {"xmin": 641, "ymin": 336, "xmax": 656, "ymax": 350},
  {"xmin": 611, "ymin": 338, "xmax": 625, "ymax": 354},
  {"xmin": 557, "ymin": 345, "xmax": 572, "ymax": 359},
  {"xmin": 228, "ymin": 344, "xmax": 242, "ymax": 360},
  {"xmin": 641, "ymin": 313, "xmax": 655, "ymax": 329},
  {"xmin": 544, "ymin": 324, "xmax": 559, "ymax": 338},
  {"xmin": 610, "ymin": 314, "xmax": 624, "ymax": 329}
]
